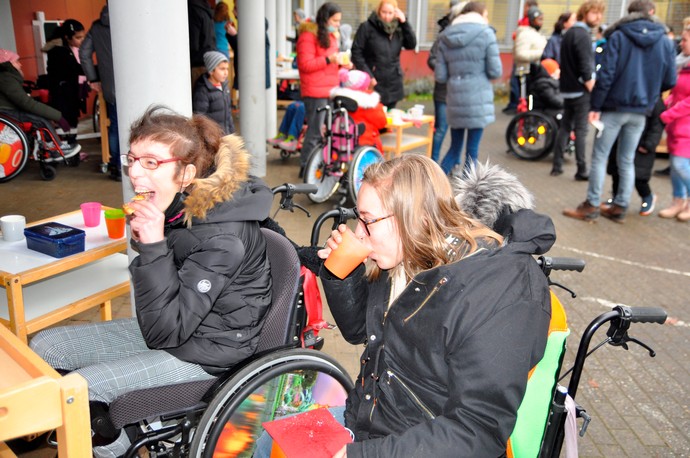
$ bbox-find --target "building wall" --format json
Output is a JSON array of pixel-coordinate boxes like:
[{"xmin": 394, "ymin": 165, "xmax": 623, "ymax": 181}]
[{"xmin": 9, "ymin": 0, "xmax": 107, "ymax": 82}]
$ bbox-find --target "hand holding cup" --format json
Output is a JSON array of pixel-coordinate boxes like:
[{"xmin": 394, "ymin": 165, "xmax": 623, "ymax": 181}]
[{"xmin": 319, "ymin": 225, "xmax": 372, "ymax": 279}]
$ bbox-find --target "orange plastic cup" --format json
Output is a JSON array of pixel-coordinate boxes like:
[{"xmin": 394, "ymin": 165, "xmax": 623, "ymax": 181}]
[
  {"xmin": 324, "ymin": 228, "xmax": 372, "ymax": 279},
  {"xmin": 104, "ymin": 208, "xmax": 126, "ymax": 239}
]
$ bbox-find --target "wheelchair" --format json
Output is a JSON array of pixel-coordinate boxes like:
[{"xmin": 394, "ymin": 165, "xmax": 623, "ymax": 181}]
[
  {"xmin": 303, "ymin": 96, "xmax": 383, "ymax": 205},
  {"xmin": 0, "ymin": 112, "xmax": 79, "ymax": 183},
  {"xmin": 505, "ymin": 66, "xmax": 574, "ymax": 162},
  {"xmin": 95, "ymin": 227, "xmax": 353, "ymax": 458}
]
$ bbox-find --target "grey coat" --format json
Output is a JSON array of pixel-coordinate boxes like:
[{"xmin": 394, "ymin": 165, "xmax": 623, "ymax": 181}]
[
  {"xmin": 435, "ymin": 14, "xmax": 502, "ymax": 129},
  {"xmin": 80, "ymin": 6, "xmax": 116, "ymax": 105}
]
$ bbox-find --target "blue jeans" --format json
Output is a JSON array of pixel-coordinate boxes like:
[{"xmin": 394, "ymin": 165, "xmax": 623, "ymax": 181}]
[
  {"xmin": 106, "ymin": 101, "xmax": 121, "ymax": 168},
  {"xmin": 301, "ymin": 97, "xmax": 329, "ymax": 166},
  {"xmin": 587, "ymin": 112, "xmax": 646, "ymax": 208},
  {"xmin": 430, "ymin": 100, "xmax": 448, "ymax": 163},
  {"xmin": 279, "ymin": 101, "xmax": 306, "ymax": 139},
  {"xmin": 440, "ymin": 127, "xmax": 483, "ymax": 175},
  {"xmin": 670, "ymin": 155, "xmax": 690, "ymax": 199}
]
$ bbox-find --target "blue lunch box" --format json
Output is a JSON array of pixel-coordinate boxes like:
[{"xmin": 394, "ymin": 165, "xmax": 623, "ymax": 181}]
[{"xmin": 24, "ymin": 222, "xmax": 86, "ymax": 258}]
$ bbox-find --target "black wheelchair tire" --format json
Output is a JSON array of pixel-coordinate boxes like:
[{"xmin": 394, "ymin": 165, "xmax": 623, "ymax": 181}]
[
  {"xmin": 189, "ymin": 348, "xmax": 353, "ymax": 458},
  {"xmin": 505, "ymin": 112, "xmax": 558, "ymax": 161},
  {"xmin": 303, "ymin": 145, "xmax": 340, "ymax": 203},
  {"xmin": 347, "ymin": 146, "xmax": 383, "ymax": 203}
]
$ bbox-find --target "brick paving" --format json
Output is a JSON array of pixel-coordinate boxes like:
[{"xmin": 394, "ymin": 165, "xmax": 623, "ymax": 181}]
[{"xmin": 3, "ymin": 101, "xmax": 688, "ymax": 457}]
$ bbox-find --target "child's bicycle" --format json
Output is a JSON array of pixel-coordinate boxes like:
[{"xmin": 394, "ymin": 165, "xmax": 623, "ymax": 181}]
[
  {"xmin": 302, "ymin": 96, "xmax": 383, "ymax": 204},
  {"xmin": 505, "ymin": 66, "xmax": 574, "ymax": 161}
]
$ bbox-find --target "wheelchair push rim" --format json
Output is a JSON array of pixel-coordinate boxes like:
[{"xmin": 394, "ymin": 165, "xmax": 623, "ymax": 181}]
[
  {"xmin": 303, "ymin": 145, "xmax": 341, "ymax": 203},
  {"xmin": 189, "ymin": 348, "xmax": 353, "ymax": 458}
]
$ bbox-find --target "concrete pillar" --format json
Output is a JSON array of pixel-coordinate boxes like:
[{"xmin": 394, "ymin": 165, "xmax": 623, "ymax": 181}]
[
  {"xmin": 109, "ymin": 0, "xmax": 192, "ymax": 200},
  {"xmin": 237, "ymin": 0, "xmax": 267, "ymax": 177},
  {"xmin": 266, "ymin": 0, "xmax": 277, "ymax": 140}
]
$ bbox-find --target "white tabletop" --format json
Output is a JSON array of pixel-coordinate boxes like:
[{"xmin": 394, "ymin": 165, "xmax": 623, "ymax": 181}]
[{"xmin": 0, "ymin": 211, "xmax": 125, "ymax": 275}]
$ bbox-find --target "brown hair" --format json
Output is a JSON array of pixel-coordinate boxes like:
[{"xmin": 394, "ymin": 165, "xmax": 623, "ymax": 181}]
[
  {"xmin": 360, "ymin": 155, "xmax": 501, "ymax": 281},
  {"xmin": 461, "ymin": 1, "xmax": 486, "ymax": 15},
  {"xmin": 577, "ymin": 0, "xmax": 605, "ymax": 21},
  {"xmin": 129, "ymin": 106, "xmax": 223, "ymax": 181},
  {"xmin": 214, "ymin": 2, "xmax": 229, "ymax": 22}
]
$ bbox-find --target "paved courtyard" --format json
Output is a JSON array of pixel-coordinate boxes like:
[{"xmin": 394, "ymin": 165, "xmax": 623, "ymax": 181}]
[{"xmin": 2, "ymin": 101, "xmax": 688, "ymax": 457}]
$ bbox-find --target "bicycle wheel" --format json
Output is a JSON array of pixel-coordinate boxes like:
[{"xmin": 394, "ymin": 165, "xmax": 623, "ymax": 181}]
[
  {"xmin": 189, "ymin": 348, "xmax": 353, "ymax": 457},
  {"xmin": 0, "ymin": 115, "xmax": 30, "ymax": 183},
  {"xmin": 505, "ymin": 112, "xmax": 557, "ymax": 161},
  {"xmin": 347, "ymin": 146, "xmax": 383, "ymax": 202},
  {"xmin": 303, "ymin": 145, "xmax": 340, "ymax": 203}
]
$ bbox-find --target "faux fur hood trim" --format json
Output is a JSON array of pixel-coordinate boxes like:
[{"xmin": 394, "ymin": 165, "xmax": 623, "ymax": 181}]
[
  {"xmin": 41, "ymin": 38, "xmax": 63, "ymax": 53},
  {"xmin": 329, "ymin": 87, "xmax": 381, "ymax": 108},
  {"xmin": 452, "ymin": 12, "xmax": 488, "ymax": 26},
  {"xmin": 453, "ymin": 161, "xmax": 534, "ymax": 228},
  {"xmin": 184, "ymin": 134, "xmax": 250, "ymax": 222},
  {"xmin": 298, "ymin": 21, "xmax": 319, "ymax": 36},
  {"xmin": 603, "ymin": 12, "xmax": 666, "ymax": 39}
]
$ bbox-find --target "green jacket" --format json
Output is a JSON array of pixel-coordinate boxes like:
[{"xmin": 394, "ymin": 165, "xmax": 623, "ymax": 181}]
[{"xmin": 0, "ymin": 62, "xmax": 61, "ymax": 121}]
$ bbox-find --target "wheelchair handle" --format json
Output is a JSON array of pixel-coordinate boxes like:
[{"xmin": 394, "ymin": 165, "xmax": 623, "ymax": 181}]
[
  {"xmin": 537, "ymin": 256, "xmax": 585, "ymax": 276},
  {"xmin": 614, "ymin": 305, "xmax": 667, "ymax": 324},
  {"xmin": 310, "ymin": 207, "xmax": 357, "ymax": 247},
  {"xmin": 271, "ymin": 183, "xmax": 318, "ymax": 196}
]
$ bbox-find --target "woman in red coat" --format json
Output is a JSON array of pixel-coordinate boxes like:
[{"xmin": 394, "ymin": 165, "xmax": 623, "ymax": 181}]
[
  {"xmin": 296, "ymin": 2, "xmax": 351, "ymax": 177},
  {"xmin": 330, "ymin": 69, "xmax": 387, "ymax": 151}
]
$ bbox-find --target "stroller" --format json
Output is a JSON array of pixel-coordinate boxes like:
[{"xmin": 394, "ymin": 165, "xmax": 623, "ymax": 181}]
[{"xmin": 302, "ymin": 96, "xmax": 383, "ymax": 204}]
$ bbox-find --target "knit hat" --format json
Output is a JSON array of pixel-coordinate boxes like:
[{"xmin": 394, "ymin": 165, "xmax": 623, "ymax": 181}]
[
  {"xmin": 339, "ymin": 68, "xmax": 371, "ymax": 91},
  {"xmin": 0, "ymin": 49, "xmax": 20, "ymax": 64},
  {"xmin": 541, "ymin": 58, "xmax": 559, "ymax": 76},
  {"xmin": 527, "ymin": 6, "xmax": 543, "ymax": 26},
  {"xmin": 203, "ymin": 51, "xmax": 228, "ymax": 73}
]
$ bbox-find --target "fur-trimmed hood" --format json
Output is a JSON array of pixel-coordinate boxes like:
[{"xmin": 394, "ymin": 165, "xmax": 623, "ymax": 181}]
[
  {"xmin": 329, "ymin": 87, "xmax": 381, "ymax": 108},
  {"xmin": 453, "ymin": 162, "xmax": 555, "ymax": 255},
  {"xmin": 298, "ymin": 21, "xmax": 319, "ymax": 37},
  {"xmin": 184, "ymin": 135, "xmax": 272, "ymax": 224},
  {"xmin": 41, "ymin": 37, "xmax": 63, "ymax": 53}
]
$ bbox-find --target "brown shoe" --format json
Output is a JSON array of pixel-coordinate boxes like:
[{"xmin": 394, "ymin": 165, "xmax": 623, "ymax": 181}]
[
  {"xmin": 659, "ymin": 198, "xmax": 687, "ymax": 218},
  {"xmin": 563, "ymin": 201, "xmax": 599, "ymax": 221},
  {"xmin": 601, "ymin": 203, "xmax": 626, "ymax": 223}
]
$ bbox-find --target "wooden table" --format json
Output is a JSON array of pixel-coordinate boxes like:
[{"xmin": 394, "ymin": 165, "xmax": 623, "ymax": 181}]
[
  {"xmin": 0, "ymin": 323, "xmax": 91, "ymax": 457},
  {"xmin": 0, "ymin": 210, "xmax": 130, "ymax": 343},
  {"xmin": 380, "ymin": 115, "xmax": 435, "ymax": 159}
]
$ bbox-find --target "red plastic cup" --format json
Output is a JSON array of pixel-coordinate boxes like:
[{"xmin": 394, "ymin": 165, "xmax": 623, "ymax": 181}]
[
  {"xmin": 80, "ymin": 202, "xmax": 102, "ymax": 227},
  {"xmin": 324, "ymin": 228, "xmax": 372, "ymax": 279},
  {"xmin": 104, "ymin": 208, "xmax": 126, "ymax": 239}
]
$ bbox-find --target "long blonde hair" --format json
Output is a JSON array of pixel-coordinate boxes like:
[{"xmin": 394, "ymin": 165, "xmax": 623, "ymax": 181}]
[{"xmin": 361, "ymin": 155, "xmax": 501, "ymax": 281}]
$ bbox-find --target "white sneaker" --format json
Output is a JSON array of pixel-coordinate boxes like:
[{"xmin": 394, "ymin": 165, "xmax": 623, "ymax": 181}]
[{"xmin": 43, "ymin": 142, "xmax": 81, "ymax": 162}]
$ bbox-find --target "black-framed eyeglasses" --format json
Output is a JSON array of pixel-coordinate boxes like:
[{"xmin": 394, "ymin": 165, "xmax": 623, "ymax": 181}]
[
  {"xmin": 121, "ymin": 152, "xmax": 181, "ymax": 170},
  {"xmin": 353, "ymin": 207, "xmax": 393, "ymax": 236}
]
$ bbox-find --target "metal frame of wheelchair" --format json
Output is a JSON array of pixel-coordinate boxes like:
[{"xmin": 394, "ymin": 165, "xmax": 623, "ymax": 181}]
[
  {"xmin": 100, "ymin": 228, "xmax": 354, "ymax": 458},
  {"xmin": 303, "ymin": 96, "xmax": 383, "ymax": 205},
  {"xmin": 0, "ymin": 112, "xmax": 78, "ymax": 183}
]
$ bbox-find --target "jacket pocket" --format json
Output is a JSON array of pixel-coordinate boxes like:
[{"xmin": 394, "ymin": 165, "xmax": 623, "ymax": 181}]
[{"xmin": 383, "ymin": 369, "xmax": 436, "ymax": 421}]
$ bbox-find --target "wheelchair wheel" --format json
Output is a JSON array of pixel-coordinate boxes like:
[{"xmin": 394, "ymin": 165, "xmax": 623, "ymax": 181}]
[
  {"xmin": 347, "ymin": 146, "xmax": 383, "ymax": 202},
  {"xmin": 505, "ymin": 112, "xmax": 557, "ymax": 161},
  {"xmin": 189, "ymin": 348, "xmax": 353, "ymax": 457},
  {"xmin": 92, "ymin": 95, "xmax": 100, "ymax": 134},
  {"xmin": 304, "ymin": 145, "xmax": 340, "ymax": 203},
  {"xmin": 40, "ymin": 163, "xmax": 57, "ymax": 181},
  {"xmin": 0, "ymin": 114, "xmax": 30, "ymax": 183}
]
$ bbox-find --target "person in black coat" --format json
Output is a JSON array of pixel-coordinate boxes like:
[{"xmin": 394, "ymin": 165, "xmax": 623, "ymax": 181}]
[
  {"xmin": 42, "ymin": 19, "xmax": 87, "ymax": 139},
  {"xmin": 528, "ymin": 59, "xmax": 563, "ymax": 115},
  {"xmin": 351, "ymin": 0, "xmax": 417, "ymax": 108},
  {"xmin": 193, "ymin": 51, "xmax": 235, "ymax": 134}
]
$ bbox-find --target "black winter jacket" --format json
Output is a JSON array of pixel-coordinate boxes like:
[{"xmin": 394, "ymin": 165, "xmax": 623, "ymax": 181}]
[
  {"xmin": 193, "ymin": 74, "xmax": 235, "ymax": 134},
  {"xmin": 351, "ymin": 13, "xmax": 417, "ymax": 107},
  {"xmin": 130, "ymin": 136, "xmax": 272, "ymax": 375},
  {"xmin": 320, "ymin": 210, "xmax": 554, "ymax": 457},
  {"xmin": 529, "ymin": 65, "xmax": 563, "ymax": 110},
  {"xmin": 43, "ymin": 39, "xmax": 84, "ymax": 125},
  {"xmin": 559, "ymin": 22, "xmax": 595, "ymax": 95},
  {"xmin": 188, "ymin": 0, "xmax": 216, "ymax": 67},
  {"xmin": 0, "ymin": 62, "xmax": 61, "ymax": 121}
]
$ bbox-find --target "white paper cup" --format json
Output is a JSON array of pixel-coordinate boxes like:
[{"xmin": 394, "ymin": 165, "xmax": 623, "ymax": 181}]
[{"xmin": 1, "ymin": 215, "xmax": 26, "ymax": 242}]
